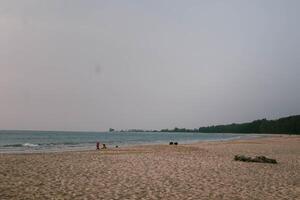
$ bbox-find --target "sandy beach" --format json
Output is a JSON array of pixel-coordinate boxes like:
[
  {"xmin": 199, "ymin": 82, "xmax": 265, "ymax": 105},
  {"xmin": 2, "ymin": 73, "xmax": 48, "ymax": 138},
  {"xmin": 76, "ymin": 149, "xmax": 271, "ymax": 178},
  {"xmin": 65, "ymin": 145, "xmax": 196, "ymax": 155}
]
[{"xmin": 0, "ymin": 135, "xmax": 299, "ymax": 200}]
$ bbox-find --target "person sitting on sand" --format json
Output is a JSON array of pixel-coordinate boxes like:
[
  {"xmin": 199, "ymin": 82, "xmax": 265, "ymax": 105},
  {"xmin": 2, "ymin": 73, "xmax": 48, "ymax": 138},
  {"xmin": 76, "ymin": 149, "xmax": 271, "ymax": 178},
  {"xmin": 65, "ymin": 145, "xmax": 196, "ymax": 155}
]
[{"xmin": 102, "ymin": 144, "xmax": 107, "ymax": 149}]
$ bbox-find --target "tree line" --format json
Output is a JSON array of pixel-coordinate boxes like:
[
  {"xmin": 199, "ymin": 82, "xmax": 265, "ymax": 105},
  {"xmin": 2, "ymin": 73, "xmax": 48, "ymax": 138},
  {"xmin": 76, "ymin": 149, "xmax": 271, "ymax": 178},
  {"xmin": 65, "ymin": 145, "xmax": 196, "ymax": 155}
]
[{"xmin": 161, "ymin": 115, "xmax": 300, "ymax": 134}]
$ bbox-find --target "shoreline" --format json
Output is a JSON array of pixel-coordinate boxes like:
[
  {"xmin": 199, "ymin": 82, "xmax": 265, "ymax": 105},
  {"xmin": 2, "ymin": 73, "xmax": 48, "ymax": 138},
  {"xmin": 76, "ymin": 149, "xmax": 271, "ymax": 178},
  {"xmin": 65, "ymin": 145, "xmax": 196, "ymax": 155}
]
[{"xmin": 0, "ymin": 133, "xmax": 270, "ymax": 155}]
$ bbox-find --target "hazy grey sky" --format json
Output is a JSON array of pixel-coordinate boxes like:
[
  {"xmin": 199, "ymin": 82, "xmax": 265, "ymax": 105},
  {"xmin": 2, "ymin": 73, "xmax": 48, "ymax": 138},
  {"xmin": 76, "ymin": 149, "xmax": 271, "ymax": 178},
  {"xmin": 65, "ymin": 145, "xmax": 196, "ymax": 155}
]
[{"xmin": 0, "ymin": 0, "xmax": 299, "ymax": 131}]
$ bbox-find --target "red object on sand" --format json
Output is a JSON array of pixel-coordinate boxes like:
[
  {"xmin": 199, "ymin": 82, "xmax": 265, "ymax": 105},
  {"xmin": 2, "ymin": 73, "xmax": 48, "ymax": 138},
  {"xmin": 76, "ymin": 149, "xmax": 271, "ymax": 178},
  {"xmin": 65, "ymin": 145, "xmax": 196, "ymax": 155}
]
[{"xmin": 96, "ymin": 142, "xmax": 100, "ymax": 150}]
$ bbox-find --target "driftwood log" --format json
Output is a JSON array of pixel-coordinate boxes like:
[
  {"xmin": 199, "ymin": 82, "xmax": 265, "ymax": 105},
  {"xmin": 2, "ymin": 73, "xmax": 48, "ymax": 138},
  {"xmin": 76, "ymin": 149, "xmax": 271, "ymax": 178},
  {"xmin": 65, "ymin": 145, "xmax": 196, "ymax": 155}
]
[{"xmin": 234, "ymin": 155, "xmax": 277, "ymax": 164}]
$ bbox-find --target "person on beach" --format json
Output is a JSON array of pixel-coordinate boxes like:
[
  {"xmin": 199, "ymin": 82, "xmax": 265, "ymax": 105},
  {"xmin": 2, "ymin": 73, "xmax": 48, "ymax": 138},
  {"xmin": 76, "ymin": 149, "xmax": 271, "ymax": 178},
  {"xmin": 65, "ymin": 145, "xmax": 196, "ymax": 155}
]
[
  {"xmin": 102, "ymin": 144, "xmax": 107, "ymax": 149},
  {"xmin": 96, "ymin": 142, "xmax": 100, "ymax": 150}
]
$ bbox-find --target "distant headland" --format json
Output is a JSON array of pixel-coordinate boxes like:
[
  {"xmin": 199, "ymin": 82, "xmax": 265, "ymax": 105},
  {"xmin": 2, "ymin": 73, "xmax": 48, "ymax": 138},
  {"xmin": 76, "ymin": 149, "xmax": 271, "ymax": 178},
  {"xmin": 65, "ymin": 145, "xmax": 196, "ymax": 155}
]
[{"xmin": 111, "ymin": 115, "xmax": 300, "ymax": 135}]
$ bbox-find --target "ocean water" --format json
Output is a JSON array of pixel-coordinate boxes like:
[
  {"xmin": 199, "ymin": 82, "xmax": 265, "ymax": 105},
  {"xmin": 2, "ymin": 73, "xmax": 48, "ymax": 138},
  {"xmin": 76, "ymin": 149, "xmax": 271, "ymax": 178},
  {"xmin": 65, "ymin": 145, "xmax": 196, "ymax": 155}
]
[{"xmin": 0, "ymin": 130, "xmax": 256, "ymax": 153}]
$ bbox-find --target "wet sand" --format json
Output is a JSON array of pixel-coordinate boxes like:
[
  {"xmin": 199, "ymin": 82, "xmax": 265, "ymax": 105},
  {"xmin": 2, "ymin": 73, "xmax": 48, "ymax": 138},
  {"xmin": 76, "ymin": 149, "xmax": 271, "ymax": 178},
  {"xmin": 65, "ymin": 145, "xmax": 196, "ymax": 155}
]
[{"xmin": 0, "ymin": 135, "xmax": 299, "ymax": 199}]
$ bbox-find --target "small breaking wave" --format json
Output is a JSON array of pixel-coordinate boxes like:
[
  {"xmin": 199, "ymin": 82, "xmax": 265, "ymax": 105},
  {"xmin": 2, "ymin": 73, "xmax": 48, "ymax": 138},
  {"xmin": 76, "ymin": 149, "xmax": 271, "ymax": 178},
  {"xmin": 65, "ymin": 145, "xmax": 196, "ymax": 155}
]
[
  {"xmin": 23, "ymin": 143, "xmax": 39, "ymax": 147},
  {"xmin": 3, "ymin": 143, "xmax": 39, "ymax": 148}
]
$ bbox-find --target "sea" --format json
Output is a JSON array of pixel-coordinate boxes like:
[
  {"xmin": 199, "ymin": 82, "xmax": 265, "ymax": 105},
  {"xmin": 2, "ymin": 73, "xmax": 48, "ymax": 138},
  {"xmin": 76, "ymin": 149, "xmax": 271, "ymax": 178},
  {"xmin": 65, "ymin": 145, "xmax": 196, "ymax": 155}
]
[{"xmin": 0, "ymin": 130, "xmax": 258, "ymax": 153}]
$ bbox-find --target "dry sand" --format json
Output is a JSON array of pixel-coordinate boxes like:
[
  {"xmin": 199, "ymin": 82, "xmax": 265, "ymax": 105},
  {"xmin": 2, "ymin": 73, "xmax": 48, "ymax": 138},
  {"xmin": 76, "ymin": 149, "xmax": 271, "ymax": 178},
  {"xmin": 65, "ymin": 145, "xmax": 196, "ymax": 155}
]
[{"xmin": 0, "ymin": 135, "xmax": 299, "ymax": 200}]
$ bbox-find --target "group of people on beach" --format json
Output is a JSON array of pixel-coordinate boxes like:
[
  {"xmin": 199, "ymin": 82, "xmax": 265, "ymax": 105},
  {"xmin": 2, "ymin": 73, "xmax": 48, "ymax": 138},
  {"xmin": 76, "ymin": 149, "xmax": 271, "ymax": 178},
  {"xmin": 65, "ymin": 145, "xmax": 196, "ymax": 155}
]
[
  {"xmin": 96, "ymin": 142, "xmax": 119, "ymax": 150},
  {"xmin": 169, "ymin": 141, "xmax": 178, "ymax": 145},
  {"xmin": 96, "ymin": 142, "xmax": 106, "ymax": 150}
]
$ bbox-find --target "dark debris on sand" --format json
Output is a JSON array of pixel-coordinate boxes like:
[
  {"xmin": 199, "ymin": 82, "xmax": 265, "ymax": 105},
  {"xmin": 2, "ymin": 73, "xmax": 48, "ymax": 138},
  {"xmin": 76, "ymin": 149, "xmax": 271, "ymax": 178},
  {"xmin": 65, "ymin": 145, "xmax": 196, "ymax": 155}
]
[{"xmin": 234, "ymin": 155, "xmax": 277, "ymax": 164}]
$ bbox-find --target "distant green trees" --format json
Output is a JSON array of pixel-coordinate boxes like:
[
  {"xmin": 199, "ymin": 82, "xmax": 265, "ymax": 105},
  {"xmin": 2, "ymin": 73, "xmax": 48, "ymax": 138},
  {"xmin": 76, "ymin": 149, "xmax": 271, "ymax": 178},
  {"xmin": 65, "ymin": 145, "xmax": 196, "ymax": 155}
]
[
  {"xmin": 161, "ymin": 127, "xmax": 199, "ymax": 133},
  {"xmin": 161, "ymin": 115, "xmax": 300, "ymax": 134},
  {"xmin": 198, "ymin": 115, "xmax": 300, "ymax": 134}
]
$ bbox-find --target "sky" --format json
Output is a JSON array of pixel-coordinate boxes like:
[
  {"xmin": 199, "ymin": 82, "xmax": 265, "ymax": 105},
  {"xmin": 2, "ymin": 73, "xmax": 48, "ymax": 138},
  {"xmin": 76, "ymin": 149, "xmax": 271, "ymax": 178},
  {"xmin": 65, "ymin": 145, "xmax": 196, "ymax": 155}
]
[{"xmin": 0, "ymin": 0, "xmax": 299, "ymax": 131}]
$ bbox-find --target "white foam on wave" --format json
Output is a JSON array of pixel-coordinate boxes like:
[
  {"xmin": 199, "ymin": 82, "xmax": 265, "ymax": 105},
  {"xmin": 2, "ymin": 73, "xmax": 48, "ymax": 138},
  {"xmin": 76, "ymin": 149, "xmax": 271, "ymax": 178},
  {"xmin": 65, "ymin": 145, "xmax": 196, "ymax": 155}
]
[{"xmin": 23, "ymin": 143, "xmax": 39, "ymax": 147}]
